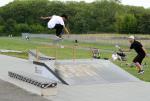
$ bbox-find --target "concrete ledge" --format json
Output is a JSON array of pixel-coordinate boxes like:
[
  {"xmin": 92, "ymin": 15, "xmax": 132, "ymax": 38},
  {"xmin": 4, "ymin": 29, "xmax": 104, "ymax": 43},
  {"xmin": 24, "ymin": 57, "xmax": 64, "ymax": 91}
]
[
  {"xmin": 8, "ymin": 71, "xmax": 57, "ymax": 88},
  {"xmin": 8, "ymin": 75, "xmax": 58, "ymax": 96}
]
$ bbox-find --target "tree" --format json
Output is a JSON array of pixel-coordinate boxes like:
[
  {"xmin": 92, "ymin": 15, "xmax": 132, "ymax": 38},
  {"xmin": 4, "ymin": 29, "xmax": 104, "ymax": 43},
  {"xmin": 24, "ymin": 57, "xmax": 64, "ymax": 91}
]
[
  {"xmin": 115, "ymin": 14, "xmax": 137, "ymax": 33},
  {"xmin": 138, "ymin": 13, "xmax": 150, "ymax": 34},
  {"xmin": 15, "ymin": 23, "xmax": 31, "ymax": 33},
  {"xmin": 0, "ymin": 16, "xmax": 4, "ymax": 25},
  {"xmin": 0, "ymin": 0, "xmax": 149, "ymax": 35},
  {"xmin": 4, "ymin": 19, "xmax": 16, "ymax": 35},
  {"xmin": 0, "ymin": 16, "xmax": 5, "ymax": 34}
]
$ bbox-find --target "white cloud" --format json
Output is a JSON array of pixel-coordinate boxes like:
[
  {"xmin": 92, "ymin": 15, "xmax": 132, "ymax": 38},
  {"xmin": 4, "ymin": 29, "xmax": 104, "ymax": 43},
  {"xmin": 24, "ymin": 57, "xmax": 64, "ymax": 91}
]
[
  {"xmin": 121, "ymin": 0, "xmax": 150, "ymax": 8},
  {"xmin": 0, "ymin": 0, "xmax": 14, "ymax": 7},
  {"xmin": 55, "ymin": 0, "xmax": 94, "ymax": 3}
]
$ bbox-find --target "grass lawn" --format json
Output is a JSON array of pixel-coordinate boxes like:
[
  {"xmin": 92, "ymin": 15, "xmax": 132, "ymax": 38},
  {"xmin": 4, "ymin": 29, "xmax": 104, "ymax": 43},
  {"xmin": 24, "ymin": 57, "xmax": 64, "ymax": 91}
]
[{"xmin": 0, "ymin": 36, "xmax": 149, "ymax": 82}]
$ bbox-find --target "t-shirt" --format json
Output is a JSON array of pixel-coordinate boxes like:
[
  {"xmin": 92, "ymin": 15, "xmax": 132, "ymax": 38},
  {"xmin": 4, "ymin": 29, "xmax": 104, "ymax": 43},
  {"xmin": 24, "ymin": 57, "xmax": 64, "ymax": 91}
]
[
  {"xmin": 47, "ymin": 15, "xmax": 65, "ymax": 29},
  {"xmin": 130, "ymin": 40, "xmax": 145, "ymax": 56}
]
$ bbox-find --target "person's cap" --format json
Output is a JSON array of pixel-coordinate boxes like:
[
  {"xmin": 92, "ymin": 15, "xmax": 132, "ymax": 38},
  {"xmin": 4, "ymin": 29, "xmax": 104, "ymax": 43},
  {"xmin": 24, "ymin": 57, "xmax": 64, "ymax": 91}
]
[{"xmin": 128, "ymin": 35, "xmax": 135, "ymax": 39}]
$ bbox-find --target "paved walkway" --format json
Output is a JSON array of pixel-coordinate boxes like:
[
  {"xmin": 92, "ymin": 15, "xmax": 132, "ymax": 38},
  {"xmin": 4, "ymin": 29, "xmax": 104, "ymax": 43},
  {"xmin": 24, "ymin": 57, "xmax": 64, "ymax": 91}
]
[
  {"xmin": 47, "ymin": 82, "xmax": 150, "ymax": 101},
  {"xmin": 0, "ymin": 79, "xmax": 50, "ymax": 101}
]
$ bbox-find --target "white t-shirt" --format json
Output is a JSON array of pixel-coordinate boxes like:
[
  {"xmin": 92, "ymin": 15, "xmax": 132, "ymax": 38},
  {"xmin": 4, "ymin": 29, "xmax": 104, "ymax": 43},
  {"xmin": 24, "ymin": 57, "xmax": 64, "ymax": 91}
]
[{"xmin": 47, "ymin": 15, "xmax": 65, "ymax": 29}]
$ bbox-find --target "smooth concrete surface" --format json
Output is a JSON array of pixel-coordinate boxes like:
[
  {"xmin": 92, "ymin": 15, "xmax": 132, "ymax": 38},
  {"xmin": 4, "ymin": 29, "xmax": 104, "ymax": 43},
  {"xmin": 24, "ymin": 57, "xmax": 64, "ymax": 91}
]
[
  {"xmin": 0, "ymin": 79, "xmax": 50, "ymax": 101},
  {"xmin": 52, "ymin": 59, "xmax": 140, "ymax": 85},
  {"xmin": 46, "ymin": 82, "xmax": 150, "ymax": 101},
  {"xmin": 0, "ymin": 54, "xmax": 150, "ymax": 101}
]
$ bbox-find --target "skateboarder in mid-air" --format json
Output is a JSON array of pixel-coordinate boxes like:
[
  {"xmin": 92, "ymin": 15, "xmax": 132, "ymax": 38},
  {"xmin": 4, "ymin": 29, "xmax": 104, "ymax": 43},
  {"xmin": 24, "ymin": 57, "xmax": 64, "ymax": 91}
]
[
  {"xmin": 124, "ymin": 35, "xmax": 147, "ymax": 74},
  {"xmin": 41, "ymin": 14, "xmax": 69, "ymax": 38}
]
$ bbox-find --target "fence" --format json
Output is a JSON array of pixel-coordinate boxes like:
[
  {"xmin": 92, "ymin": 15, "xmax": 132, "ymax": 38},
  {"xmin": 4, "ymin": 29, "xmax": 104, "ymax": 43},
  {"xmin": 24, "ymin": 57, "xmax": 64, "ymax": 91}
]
[
  {"xmin": 22, "ymin": 33, "xmax": 150, "ymax": 48},
  {"xmin": 36, "ymin": 44, "xmax": 93, "ymax": 61}
]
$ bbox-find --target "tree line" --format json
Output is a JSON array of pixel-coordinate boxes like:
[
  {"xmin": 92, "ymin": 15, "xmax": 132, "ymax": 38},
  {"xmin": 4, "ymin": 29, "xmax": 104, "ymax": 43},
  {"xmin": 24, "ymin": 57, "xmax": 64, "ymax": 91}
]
[{"xmin": 0, "ymin": 0, "xmax": 149, "ymax": 36}]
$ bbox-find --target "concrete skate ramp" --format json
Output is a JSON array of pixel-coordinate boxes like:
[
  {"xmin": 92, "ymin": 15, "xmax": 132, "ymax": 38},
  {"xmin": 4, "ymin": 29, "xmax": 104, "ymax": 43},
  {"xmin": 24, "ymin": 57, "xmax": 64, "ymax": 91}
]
[{"xmin": 53, "ymin": 59, "xmax": 139, "ymax": 85}]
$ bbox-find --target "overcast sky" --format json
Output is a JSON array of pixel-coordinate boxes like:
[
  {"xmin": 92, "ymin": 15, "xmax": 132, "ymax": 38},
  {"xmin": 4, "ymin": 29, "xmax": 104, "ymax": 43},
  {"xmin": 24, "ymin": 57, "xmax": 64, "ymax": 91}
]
[{"xmin": 0, "ymin": 0, "xmax": 150, "ymax": 8}]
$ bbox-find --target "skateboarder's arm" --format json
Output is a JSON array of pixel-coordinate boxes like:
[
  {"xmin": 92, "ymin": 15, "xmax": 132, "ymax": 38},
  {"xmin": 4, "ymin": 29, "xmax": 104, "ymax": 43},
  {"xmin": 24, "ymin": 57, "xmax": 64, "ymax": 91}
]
[
  {"xmin": 121, "ymin": 48, "xmax": 131, "ymax": 52},
  {"xmin": 63, "ymin": 26, "xmax": 69, "ymax": 34},
  {"xmin": 40, "ymin": 16, "xmax": 51, "ymax": 20}
]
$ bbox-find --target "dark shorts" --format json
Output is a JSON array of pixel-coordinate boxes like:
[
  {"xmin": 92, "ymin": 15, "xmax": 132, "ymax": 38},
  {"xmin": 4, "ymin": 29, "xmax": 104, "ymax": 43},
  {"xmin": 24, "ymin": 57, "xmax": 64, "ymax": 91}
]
[
  {"xmin": 133, "ymin": 55, "xmax": 145, "ymax": 64},
  {"xmin": 54, "ymin": 24, "xmax": 63, "ymax": 38}
]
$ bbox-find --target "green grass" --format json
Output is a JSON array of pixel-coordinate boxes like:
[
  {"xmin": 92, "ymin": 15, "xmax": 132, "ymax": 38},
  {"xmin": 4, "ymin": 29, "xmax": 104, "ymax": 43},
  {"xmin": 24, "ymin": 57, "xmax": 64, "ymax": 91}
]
[
  {"xmin": 0, "ymin": 37, "xmax": 41, "ymax": 59},
  {"xmin": 0, "ymin": 37, "xmax": 37, "ymax": 51},
  {"xmin": 114, "ymin": 53, "xmax": 150, "ymax": 82},
  {"xmin": 0, "ymin": 36, "xmax": 150, "ymax": 82}
]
